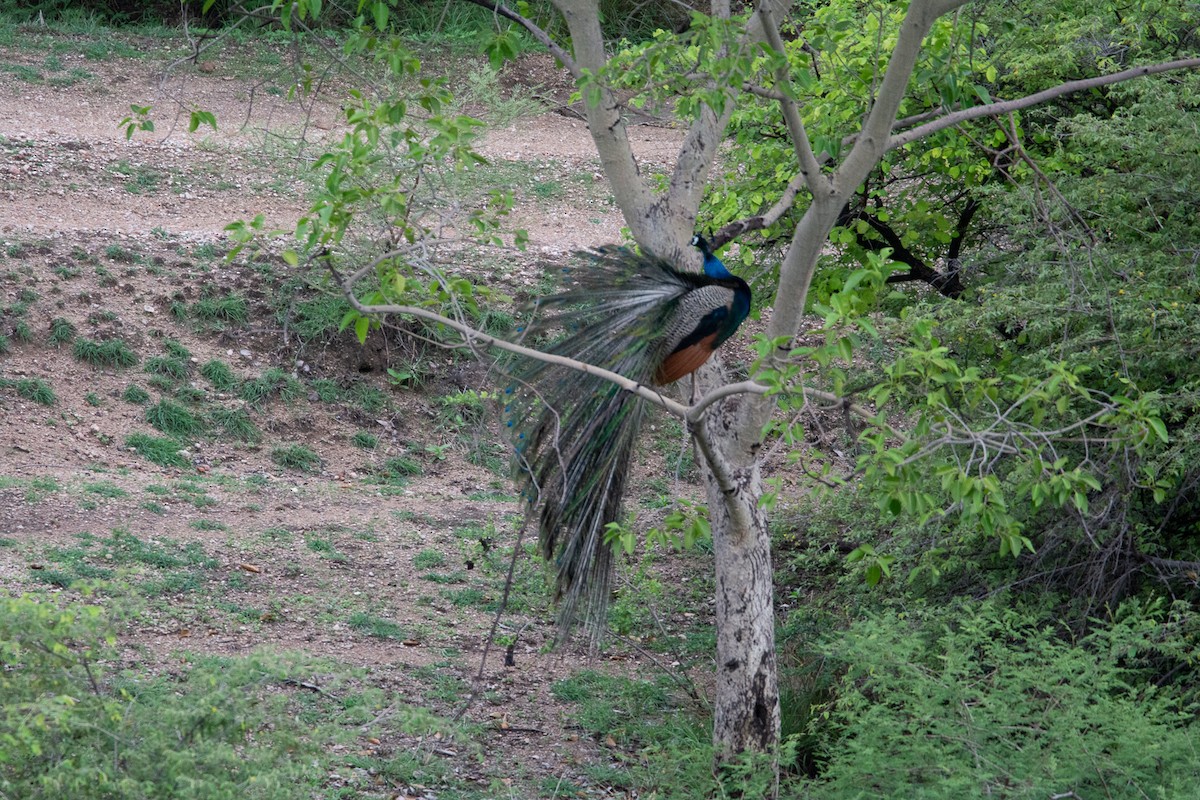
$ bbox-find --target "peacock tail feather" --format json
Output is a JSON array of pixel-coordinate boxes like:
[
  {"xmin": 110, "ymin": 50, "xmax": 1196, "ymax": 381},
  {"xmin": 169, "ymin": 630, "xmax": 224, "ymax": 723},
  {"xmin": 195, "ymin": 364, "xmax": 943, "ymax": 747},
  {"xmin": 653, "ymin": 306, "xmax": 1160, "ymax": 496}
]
[{"xmin": 503, "ymin": 243, "xmax": 750, "ymax": 639}]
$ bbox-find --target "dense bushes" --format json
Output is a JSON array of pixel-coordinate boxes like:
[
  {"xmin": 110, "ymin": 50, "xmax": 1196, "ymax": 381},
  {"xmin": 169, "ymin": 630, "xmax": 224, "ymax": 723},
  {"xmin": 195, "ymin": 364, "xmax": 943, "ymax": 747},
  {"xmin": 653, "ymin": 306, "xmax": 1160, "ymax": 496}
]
[
  {"xmin": 0, "ymin": 594, "xmax": 403, "ymax": 799},
  {"xmin": 793, "ymin": 599, "xmax": 1200, "ymax": 798}
]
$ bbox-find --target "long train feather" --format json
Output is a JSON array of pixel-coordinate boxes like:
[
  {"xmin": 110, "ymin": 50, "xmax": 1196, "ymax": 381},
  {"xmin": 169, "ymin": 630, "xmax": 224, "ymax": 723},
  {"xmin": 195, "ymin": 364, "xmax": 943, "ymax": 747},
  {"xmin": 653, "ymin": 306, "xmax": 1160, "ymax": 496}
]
[
  {"xmin": 503, "ymin": 244, "xmax": 747, "ymax": 639},
  {"xmin": 503, "ymin": 247, "xmax": 702, "ymax": 636}
]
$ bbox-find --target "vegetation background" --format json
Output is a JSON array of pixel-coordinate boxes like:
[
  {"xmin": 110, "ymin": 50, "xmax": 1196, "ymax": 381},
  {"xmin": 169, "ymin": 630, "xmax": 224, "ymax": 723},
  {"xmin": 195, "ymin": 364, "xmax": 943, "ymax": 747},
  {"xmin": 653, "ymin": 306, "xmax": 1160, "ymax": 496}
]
[{"xmin": 1, "ymin": 0, "xmax": 1198, "ymax": 798}]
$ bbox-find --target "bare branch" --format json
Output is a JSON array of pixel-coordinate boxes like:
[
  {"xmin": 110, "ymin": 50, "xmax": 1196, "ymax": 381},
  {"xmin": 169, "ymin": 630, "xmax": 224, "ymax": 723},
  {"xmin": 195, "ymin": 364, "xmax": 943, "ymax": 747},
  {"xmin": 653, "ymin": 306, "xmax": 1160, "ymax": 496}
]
[
  {"xmin": 889, "ymin": 57, "xmax": 1200, "ymax": 152},
  {"xmin": 687, "ymin": 380, "xmax": 771, "ymax": 422}
]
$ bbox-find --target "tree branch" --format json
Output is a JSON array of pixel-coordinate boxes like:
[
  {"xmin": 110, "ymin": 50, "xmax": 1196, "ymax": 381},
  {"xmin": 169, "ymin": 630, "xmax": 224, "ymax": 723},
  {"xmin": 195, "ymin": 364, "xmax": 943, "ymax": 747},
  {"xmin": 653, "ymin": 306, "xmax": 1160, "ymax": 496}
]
[
  {"xmin": 757, "ymin": 1, "xmax": 827, "ymax": 195},
  {"xmin": 457, "ymin": 0, "xmax": 581, "ymax": 78},
  {"xmin": 889, "ymin": 57, "xmax": 1200, "ymax": 152},
  {"xmin": 331, "ymin": 252, "xmax": 780, "ymax": 428},
  {"xmin": 710, "ymin": 172, "xmax": 806, "ymax": 249}
]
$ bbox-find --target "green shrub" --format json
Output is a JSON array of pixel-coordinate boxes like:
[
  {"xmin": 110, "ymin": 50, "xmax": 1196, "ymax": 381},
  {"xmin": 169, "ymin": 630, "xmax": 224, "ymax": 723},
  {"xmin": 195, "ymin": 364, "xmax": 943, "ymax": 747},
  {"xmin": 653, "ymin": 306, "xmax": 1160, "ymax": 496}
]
[
  {"xmin": 802, "ymin": 599, "xmax": 1200, "ymax": 799},
  {"xmin": 0, "ymin": 595, "xmax": 363, "ymax": 799}
]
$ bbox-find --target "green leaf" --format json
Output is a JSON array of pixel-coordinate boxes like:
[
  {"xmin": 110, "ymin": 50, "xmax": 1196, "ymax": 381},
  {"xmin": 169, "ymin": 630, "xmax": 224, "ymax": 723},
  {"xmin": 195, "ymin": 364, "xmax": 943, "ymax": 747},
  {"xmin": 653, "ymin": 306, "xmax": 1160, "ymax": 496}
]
[{"xmin": 187, "ymin": 110, "xmax": 217, "ymax": 133}]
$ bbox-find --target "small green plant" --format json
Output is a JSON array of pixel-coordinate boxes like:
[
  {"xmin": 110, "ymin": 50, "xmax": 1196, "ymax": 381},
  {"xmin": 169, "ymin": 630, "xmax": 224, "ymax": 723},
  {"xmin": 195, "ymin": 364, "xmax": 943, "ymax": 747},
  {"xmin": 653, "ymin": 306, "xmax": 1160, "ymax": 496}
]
[
  {"xmin": 174, "ymin": 386, "xmax": 206, "ymax": 404},
  {"xmin": 85, "ymin": 392, "xmax": 102, "ymax": 407},
  {"xmin": 145, "ymin": 399, "xmax": 205, "ymax": 437},
  {"xmin": 122, "ymin": 384, "xmax": 151, "ymax": 405},
  {"xmin": 48, "ymin": 316, "xmax": 77, "ymax": 346},
  {"xmin": 17, "ymin": 287, "xmax": 38, "ymax": 303},
  {"xmin": 82, "ymin": 480, "xmax": 127, "ymax": 499},
  {"xmin": 125, "ymin": 433, "xmax": 189, "ymax": 467},
  {"xmin": 210, "ymin": 408, "xmax": 259, "ymax": 443},
  {"xmin": 345, "ymin": 382, "xmax": 389, "ymax": 412},
  {"xmin": 144, "ymin": 355, "xmax": 189, "ymax": 380},
  {"xmin": 189, "ymin": 519, "xmax": 228, "ymax": 531},
  {"xmin": 347, "ymin": 612, "xmax": 407, "ymax": 640},
  {"xmin": 52, "ymin": 262, "xmax": 82, "ymax": 279},
  {"xmin": 309, "ymin": 378, "xmax": 341, "ymax": 402},
  {"xmin": 73, "ymin": 337, "xmax": 137, "ymax": 368},
  {"xmin": 240, "ymin": 368, "xmax": 300, "ymax": 406},
  {"xmin": 373, "ymin": 455, "xmax": 423, "ymax": 486},
  {"xmin": 104, "ymin": 243, "xmax": 139, "ymax": 262},
  {"xmin": 0, "ymin": 333, "xmax": 10, "ymax": 354},
  {"xmin": 413, "ymin": 549, "xmax": 446, "ymax": 569},
  {"xmin": 10, "ymin": 378, "xmax": 56, "ymax": 405},
  {"xmin": 436, "ymin": 389, "xmax": 490, "ymax": 431},
  {"xmin": 199, "ymin": 359, "xmax": 239, "ymax": 390},
  {"xmin": 164, "ymin": 339, "xmax": 191, "ymax": 359},
  {"xmin": 191, "ymin": 293, "xmax": 248, "ymax": 324},
  {"xmin": 351, "ymin": 431, "xmax": 379, "ymax": 449},
  {"xmin": 386, "ymin": 361, "xmax": 430, "ymax": 389},
  {"xmin": 13, "ymin": 320, "xmax": 33, "ymax": 343},
  {"xmin": 272, "ymin": 444, "xmax": 320, "ymax": 472},
  {"xmin": 261, "ymin": 526, "xmax": 294, "ymax": 542},
  {"xmin": 305, "ymin": 535, "xmax": 345, "ymax": 561}
]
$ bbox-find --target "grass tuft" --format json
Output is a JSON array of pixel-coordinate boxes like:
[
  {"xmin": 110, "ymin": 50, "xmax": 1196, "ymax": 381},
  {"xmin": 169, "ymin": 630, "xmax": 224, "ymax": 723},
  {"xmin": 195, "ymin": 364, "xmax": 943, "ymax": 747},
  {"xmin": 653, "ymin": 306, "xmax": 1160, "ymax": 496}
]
[
  {"xmin": 146, "ymin": 399, "xmax": 205, "ymax": 437},
  {"xmin": 144, "ymin": 355, "xmax": 189, "ymax": 380},
  {"xmin": 347, "ymin": 612, "xmax": 407, "ymax": 640},
  {"xmin": 240, "ymin": 368, "xmax": 300, "ymax": 406},
  {"xmin": 192, "ymin": 293, "xmax": 248, "ymax": 324},
  {"xmin": 48, "ymin": 316, "xmax": 77, "ymax": 346},
  {"xmin": 210, "ymin": 408, "xmax": 259, "ymax": 443},
  {"xmin": 125, "ymin": 432, "xmax": 189, "ymax": 467},
  {"xmin": 122, "ymin": 384, "xmax": 151, "ymax": 405},
  {"xmin": 271, "ymin": 444, "xmax": 320, "ymax": 472},
  {"xmin": 351, "ymin": 431, "xmax": 378, "ymax": 449},
  {"xmin": 5, "ymin": 377, "xmax": 57, "ymax": 405},
  {"xmin": 200, "ymin": 359, "xmax": 239, "ymax": 391},
  {"xmin": 73, "ymin": 337, "xmax": 138, "ymax": 368}
]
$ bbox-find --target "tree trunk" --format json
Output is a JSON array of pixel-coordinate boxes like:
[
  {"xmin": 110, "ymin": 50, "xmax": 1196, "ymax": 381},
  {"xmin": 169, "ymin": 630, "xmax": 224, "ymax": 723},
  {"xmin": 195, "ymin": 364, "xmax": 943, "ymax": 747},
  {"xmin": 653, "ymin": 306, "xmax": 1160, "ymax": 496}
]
[{"xmin": 701, "ymin": 392, "xmax": 780, "ymax": 764}]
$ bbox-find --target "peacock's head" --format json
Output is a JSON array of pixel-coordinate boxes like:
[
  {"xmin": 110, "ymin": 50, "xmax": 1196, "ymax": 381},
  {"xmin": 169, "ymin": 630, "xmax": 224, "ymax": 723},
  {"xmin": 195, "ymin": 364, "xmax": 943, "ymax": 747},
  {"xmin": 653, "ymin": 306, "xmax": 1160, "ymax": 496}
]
[{"xmin": 690, "ymin": 234, "xmax": 708, "ymax": 252}]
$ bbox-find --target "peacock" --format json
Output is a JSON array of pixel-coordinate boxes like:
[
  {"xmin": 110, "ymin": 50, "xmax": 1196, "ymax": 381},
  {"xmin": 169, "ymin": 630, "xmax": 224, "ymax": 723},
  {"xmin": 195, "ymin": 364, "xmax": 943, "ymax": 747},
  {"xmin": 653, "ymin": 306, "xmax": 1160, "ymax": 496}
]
[{"xmin": 505, "ymin": 235, "xmax": 751, "ymax": 637}]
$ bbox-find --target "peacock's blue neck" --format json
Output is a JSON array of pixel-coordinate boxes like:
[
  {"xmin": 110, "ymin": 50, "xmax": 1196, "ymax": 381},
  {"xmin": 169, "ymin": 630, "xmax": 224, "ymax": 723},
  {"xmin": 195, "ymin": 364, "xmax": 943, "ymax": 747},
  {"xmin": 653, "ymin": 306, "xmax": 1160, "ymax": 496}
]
[{"xmin": 701, "ymin": 252, "xmax": 733, "ymax": 279}]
